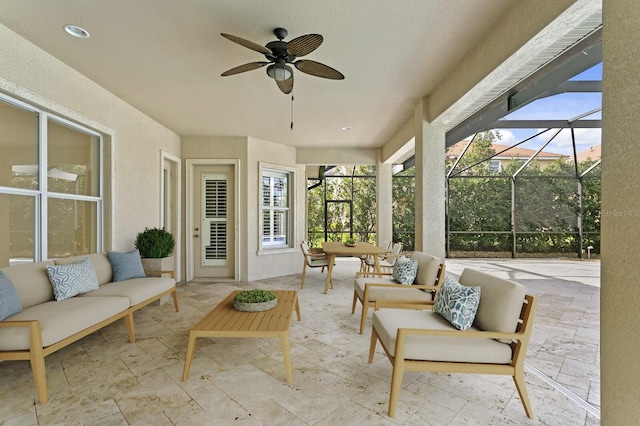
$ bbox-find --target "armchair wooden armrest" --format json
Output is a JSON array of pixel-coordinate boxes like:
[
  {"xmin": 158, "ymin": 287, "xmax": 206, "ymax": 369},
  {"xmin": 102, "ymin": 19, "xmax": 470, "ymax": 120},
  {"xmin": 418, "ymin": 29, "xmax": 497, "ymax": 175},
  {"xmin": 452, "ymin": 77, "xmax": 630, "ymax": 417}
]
[
  {"xmin": 355, "ymin": 271, "xmax": 394, "ymax": 278},
  {"xmin": 397, "ymin": 326, "xmax": 523, "ymax": 342},
  {"xmin": 374, "ymin": 298, "xmax": 435, "ymax": 310}
]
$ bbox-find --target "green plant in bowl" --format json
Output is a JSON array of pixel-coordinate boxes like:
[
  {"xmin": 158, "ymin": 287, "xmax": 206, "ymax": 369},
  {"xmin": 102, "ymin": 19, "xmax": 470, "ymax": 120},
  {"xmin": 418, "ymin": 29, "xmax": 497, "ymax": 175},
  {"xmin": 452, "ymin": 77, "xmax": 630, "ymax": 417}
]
[
  {"xmin": 234, "ymin": 289, "xmax": 276, "ymax": 303},
  {"xmin": 233, "ymin": 289, "xmax": 278, "ymax": 312},
  {"xmin": 345, "ymin": 237, "xmax": 357, "ymax": 247}
]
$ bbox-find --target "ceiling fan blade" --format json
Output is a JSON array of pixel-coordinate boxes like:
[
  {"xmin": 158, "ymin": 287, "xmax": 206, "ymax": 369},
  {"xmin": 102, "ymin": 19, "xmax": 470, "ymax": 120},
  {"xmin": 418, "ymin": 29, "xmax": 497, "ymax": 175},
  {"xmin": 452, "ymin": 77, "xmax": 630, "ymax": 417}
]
[
  {"xmin": 276, "ymin": 74, "xmax": 294, "ymax": 94},
  {"xmin": 295, "ymin": 60, "xmax": 345, "ymax": 80},
  {"xmin": 286, "ymin": 34, "xmax": 323, "ymax": 57},
  {"xmin": 221, "ymin": 62, "xmax": 268, "ymax": 76},
  {"xmin": 221, "ymin": 33, "xmax": 272, "ymax": 55}
]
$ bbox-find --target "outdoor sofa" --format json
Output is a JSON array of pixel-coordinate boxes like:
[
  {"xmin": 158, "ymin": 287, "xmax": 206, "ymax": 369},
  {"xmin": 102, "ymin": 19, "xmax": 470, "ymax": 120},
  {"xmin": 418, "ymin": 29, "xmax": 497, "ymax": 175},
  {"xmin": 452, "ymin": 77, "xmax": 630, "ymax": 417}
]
[{"xmin": 0, "ymin": 251, "xmax": 179, "ymax": 403}]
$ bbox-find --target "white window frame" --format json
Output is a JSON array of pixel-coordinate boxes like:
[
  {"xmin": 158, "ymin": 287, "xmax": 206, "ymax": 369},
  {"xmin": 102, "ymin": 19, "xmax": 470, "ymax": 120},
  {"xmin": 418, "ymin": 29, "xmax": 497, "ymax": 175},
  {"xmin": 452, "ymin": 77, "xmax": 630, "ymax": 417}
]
[
  {"xmin": 488, "ymin": 159, "xmax": 501, "ymax": 172},
  {"xmin": 0, "ymin": 92, "xmax": 103, "ymax": 262},
  {"xmin": 258, "ymin": 162, "xmax": 296, "ymax": 254}
]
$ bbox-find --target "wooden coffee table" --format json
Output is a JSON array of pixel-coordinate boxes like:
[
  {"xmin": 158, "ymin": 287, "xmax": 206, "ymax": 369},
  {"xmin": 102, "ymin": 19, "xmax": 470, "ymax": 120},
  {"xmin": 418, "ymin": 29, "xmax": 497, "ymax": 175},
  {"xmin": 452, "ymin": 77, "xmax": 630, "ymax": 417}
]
[{"xmin": 182, "ymin": 290, "xmax": 301, "ymax": 383}]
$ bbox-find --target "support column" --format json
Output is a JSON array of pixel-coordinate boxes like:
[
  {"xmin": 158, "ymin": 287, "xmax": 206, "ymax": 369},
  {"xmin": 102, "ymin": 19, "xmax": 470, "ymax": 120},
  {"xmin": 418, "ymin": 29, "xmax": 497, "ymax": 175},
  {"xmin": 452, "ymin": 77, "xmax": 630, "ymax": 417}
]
[
  {"xmin": 414, "ymin": 98, "xmax": 446, "ymax": 259},
  {"xmin": 601, "ymin": 0, "xmax": 640, "ymax": 423},
  {"xmin": 376, "ymin": 162, "xmax": 393, "ymax": 246}
]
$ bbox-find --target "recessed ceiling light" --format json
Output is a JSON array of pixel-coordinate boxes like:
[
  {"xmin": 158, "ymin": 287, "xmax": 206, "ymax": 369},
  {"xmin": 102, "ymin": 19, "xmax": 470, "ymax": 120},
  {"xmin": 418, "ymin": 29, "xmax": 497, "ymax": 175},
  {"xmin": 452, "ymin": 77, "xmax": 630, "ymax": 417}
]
[
  {"xmin": 342, "ymin": 126, "xmax": 352, "ymax": 131},
  {"xmin": 64, "ymin": 24, "xmax": 90, "ymax": 39}
]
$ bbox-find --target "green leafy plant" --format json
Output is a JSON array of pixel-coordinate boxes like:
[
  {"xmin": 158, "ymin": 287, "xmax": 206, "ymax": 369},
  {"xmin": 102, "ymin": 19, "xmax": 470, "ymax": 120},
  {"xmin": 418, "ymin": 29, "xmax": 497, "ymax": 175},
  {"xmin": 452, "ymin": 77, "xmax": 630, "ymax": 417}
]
[
  {"xmin": 234, "ymin": 289, "xmax": 276, "ymax": 303},
  {"xmin": 134, "ymin": 227, "xmax": 175, "ymax": 258},
  {"xmin": 345, "ymin": 237, "xmax": 357, "ymax": 245}
]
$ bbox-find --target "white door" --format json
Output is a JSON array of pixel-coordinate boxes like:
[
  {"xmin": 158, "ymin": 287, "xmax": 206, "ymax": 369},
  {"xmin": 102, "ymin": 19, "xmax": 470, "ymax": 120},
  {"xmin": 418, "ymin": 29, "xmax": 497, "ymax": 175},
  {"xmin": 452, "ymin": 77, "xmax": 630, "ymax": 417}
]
[{"xmin": 193, "ymin": 165, "xmax": 235, "ymax": 279}]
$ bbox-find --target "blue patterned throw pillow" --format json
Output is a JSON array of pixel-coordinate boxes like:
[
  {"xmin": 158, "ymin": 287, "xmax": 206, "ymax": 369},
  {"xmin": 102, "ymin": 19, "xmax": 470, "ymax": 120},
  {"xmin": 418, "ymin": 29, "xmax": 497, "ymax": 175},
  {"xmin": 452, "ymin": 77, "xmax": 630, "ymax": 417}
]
[
  {"xmin": 0, "ymin": 271, "xmax": 22, "ymax": 320},
  {"xmin": 46, "ymin": 258, "xmax": 100, "ymax": 301},
  {"xmin": 392, "ymin": 257, "xmax": 419, "ymax": 285},
  {"xmin": 434, "ymin": 274, "xmax": 481, "ymax": 330},
  {"xmin": 107, "ymin": 249, "xmax": 146, "ymax": 282}
]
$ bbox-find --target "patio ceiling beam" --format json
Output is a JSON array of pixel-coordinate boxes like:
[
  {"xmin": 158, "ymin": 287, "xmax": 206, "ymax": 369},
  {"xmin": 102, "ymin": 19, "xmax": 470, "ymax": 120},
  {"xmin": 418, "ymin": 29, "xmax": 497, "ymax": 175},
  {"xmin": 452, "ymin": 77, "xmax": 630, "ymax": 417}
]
[
  {"xmin": 492, "ymin": 119, "xmax": 601, "ymax": 129},
  {"xmin": 445, "ymin": 28, "xmax": 602, "ymax": 146}
]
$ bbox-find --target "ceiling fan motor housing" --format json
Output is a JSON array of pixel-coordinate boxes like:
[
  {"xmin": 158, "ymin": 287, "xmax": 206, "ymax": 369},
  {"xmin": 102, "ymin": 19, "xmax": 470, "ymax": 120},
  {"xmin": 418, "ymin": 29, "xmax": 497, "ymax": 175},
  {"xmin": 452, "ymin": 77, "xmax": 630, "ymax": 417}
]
[{"xmin": 265, "ymin": 40, "xmax": 296, "ymax": 63}]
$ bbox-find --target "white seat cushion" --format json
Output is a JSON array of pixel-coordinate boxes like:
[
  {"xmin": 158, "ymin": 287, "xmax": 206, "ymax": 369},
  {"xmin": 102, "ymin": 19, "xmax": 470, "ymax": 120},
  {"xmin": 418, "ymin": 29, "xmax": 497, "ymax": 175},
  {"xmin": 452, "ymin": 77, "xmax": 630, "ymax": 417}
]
[
  {"xmin": 0, "ymin": 296, "xmax": 129, "ymax": 350},
  {"xmin": 79, "ymin": 277, "xmax": 175, "ymax": 306},
  {"xmin": 354, "ymin": 277, "xmax": 433, "ymax": 303},
  {"xmin": 373, "ymin": 308, "xmax": 513, "ymax": 363}
]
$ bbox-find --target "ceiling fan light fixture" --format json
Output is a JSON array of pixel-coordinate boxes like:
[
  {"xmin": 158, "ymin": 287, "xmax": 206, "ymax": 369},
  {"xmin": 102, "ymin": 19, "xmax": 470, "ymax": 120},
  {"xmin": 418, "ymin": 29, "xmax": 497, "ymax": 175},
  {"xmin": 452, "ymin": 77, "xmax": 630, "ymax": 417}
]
[{"xmin": 266, "ymin": 63, "xmax": 292, "ymax": 81}]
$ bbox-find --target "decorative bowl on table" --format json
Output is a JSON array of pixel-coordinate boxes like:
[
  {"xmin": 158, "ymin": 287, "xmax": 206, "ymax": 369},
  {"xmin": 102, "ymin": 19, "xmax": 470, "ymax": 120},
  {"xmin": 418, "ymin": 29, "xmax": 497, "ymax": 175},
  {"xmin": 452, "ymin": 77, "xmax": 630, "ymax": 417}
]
[
  {"xmin": 233, "ymin": 289, "xmax": 278, "ymax": 312},
  {"xmin": 344, "ymin": 239, "xmax": 357, "ymax": 247}
]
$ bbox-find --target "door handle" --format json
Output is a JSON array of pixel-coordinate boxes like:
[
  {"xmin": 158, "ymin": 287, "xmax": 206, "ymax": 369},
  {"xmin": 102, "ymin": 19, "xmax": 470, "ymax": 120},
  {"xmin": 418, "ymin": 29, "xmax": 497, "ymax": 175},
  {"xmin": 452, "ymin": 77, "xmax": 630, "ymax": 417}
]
[{"xmin": 193, "ymin": 234, "xmax": 199, "ymax": 238}]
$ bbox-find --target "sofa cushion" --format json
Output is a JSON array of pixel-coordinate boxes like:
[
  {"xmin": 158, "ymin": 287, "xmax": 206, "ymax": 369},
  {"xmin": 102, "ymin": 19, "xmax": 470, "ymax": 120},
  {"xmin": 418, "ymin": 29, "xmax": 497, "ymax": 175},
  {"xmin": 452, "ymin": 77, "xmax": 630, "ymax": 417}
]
[
  {"xmin": 46, "ymin": 258, "xmax": 100, "ymax": 301},
  {"xmin": 80, "ymin": 277, "xmax": 175, "ymax": 306},
  {"xmin": 55, "ymin": 253, "xmax": 113, "ymax": 285},
  {"xmin": 459, "ymin": 268, "xmax": 527, "ymax": 336},
  {"xmin": 411, "ymin": 251, "xmax": 441, "ymax": 286},
  {"xmin": 392, "ymin": 257, "xmax": 418, "ymax": 284},
  {"xmin": 372, "ymin": 308, "xmax": 512, "ymax": 363},
  {"xmin": 0, "ymin": 261, "xmax": 55, "ymax": 308},
  {"xmin": 0, "ymin": 271, "xmax": 22, "ymax": 320},
  {"xmin": 107, "ymin": 249, "xmax": 146, "ymax": 282},
  {"xmin": 434, "ymin": 274, "xmax": 480, "ymax": 330},
  {"xmin": 0, "ymin": 296, "xmax": 130, "ymax": 351},
  {"xmin": 354, "ymin": 277, "xmax": 433, "ymax": 303}
]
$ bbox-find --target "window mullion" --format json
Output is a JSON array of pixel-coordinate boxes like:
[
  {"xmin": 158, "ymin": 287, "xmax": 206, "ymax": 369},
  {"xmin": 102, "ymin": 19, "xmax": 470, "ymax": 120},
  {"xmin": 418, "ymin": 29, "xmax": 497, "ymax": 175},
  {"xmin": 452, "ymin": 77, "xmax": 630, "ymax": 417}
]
[{"xmin": 38, "ymin": 112, "xmax": 48, "ymax": 261}]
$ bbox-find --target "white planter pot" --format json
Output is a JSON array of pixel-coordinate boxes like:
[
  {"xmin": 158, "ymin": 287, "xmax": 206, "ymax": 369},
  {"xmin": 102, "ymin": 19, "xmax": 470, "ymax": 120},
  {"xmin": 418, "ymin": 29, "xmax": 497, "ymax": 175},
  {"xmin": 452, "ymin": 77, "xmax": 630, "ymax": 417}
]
[{"xmin": 141, "ymin": 256, "xmax": 174, "ymax": 273}]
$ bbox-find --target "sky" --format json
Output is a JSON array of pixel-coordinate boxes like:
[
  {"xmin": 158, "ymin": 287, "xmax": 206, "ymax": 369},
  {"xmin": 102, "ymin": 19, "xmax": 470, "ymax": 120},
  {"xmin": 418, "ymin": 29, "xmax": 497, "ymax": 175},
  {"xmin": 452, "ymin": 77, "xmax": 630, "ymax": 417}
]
[{"xmin": 493, "ymin": 63, "xmax": 602, "ymax": 156}]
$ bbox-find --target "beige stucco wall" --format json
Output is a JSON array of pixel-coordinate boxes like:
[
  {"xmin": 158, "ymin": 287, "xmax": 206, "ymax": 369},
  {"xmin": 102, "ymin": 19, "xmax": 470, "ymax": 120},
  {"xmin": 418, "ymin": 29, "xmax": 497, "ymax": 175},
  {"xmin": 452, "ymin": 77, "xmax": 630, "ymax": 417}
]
[
  {"xmin": 601, "ymin": 0, "xmax": 640, "ymax": 423},
  {"xmin": 0, "ymin": 23, "xmax": 181, "ymax": 252},
  {"xmin": 181, "ymin": 136, "xmax": 303, "ymax": 281},
  {"xmin": 296, "ymin": 147, "xmax": 379, "ymax": 165},
  {"xmin": 248, "ymin": 137, "xmax": 304, "ymax": 281}
]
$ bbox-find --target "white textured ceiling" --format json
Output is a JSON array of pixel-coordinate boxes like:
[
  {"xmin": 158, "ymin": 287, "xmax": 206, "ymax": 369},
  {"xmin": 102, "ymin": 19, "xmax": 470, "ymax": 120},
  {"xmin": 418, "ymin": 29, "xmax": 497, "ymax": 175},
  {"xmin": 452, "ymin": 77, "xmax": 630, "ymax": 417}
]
[{"xmin": 0, "ymin": 0, "xmax": 517, "ymax": 148}]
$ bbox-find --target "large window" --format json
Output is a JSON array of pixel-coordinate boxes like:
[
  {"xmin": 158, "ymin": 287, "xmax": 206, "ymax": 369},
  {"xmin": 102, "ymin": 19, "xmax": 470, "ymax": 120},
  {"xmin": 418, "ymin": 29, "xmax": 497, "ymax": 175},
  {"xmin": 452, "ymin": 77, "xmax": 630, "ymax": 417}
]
[
  {"xmin": 260, "ymin": 165, "xmax": 294, "ymax": 250},
  {"xmin": 0, "ymin": 94, "xmax": 102, "ymax": 266}
]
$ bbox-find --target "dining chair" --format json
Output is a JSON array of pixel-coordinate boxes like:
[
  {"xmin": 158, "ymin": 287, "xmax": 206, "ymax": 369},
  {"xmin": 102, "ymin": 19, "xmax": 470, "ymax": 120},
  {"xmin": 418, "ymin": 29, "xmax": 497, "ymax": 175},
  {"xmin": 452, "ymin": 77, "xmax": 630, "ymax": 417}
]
[{"xmin": 300, "ymin": 241, "xmax": 330, "ymax": 289}]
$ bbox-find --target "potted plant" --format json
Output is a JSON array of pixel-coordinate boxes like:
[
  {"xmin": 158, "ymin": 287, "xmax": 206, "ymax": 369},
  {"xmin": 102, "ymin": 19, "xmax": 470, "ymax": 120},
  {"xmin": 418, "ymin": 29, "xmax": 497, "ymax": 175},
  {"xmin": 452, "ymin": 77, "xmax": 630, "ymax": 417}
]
[
  {"xmin": 233, "ymin": 289, "xmax": 277, "ymax": 312},
  {"xmin": 134, "ymin": 227, "xmax": 175, "ymax": 273},
  {"xmin": 345, "ymin": 237, "xmax": 357, "ymax": 247}
]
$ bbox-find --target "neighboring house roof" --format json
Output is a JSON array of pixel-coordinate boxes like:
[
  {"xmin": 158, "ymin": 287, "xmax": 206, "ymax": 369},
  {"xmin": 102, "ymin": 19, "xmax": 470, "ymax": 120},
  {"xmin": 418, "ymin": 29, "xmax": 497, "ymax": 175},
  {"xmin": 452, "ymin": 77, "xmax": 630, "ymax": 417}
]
[
  {"xmin": 576, "ymin": 144, "xmax": 602, "ymax": 162},
  {"xmin": 446, "ymin": 141, "xmax": 567, "ymax": 160}
]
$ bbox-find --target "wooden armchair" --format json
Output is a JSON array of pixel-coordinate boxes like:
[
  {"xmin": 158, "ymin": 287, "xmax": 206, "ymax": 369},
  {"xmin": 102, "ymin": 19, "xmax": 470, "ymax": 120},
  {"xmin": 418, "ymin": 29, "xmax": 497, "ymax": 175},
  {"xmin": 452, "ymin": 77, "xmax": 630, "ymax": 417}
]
[
  {"xmin": 368, "ymin": 268, "xmax": 538, "ymax": 419},
  {"xmin": 352, "ymin": 251, "xmax": 445, "ymax": 334}
]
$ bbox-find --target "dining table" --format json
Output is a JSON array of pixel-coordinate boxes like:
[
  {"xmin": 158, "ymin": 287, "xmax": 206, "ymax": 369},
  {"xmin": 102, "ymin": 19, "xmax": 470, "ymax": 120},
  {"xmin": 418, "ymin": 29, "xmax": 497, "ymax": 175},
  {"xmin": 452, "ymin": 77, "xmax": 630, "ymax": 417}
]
[{"xmin": 320, "ymin": 241, "xmax": 390, "ymax": 294}]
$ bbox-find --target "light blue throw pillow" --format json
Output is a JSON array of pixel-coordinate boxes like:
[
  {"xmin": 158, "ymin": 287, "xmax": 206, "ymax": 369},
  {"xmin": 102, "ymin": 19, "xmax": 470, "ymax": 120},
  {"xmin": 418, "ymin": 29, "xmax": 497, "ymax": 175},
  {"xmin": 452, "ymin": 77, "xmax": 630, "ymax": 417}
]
[
  {"xmin": 46, "ymin": 258, "xmax": 100, "ymax": 301},
  {"xmin": 0, "ymin": 270, "xmax": 22, "ymax": 320},
  {"xmin": 434, "ymin": 274, "xmax": 481, "ymax": 330},
  {"xmin": 107, "ymin": 249, "xmax": 146, "ymax": 282},
  {"xmin": 392, "ymin": 257, "xmax": 419, "ymax": 285}
]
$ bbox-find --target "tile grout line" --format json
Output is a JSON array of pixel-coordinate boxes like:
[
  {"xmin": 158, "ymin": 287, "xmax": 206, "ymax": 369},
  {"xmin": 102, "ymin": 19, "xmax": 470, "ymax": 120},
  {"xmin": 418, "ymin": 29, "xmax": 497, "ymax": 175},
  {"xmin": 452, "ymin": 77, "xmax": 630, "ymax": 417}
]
[{"xmin": 525, "ymin": 361, "xmax": 601, "ymax": 419}]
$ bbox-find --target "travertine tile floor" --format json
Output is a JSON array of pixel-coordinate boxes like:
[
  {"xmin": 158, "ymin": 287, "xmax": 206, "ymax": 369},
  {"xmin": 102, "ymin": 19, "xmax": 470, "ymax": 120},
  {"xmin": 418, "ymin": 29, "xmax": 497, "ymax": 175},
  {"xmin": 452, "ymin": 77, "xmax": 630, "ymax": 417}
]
[{"xmin": 0, "ymin": 257, "xmax": 600, "ymax": 425}]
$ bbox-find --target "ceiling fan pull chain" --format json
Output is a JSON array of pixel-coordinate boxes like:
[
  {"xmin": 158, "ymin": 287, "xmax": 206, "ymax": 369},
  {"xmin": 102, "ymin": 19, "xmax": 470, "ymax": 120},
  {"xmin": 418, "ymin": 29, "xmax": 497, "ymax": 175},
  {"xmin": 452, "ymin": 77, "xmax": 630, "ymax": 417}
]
[{"xmin": 290, "ymin": 94, "xmax": 294, "ymax": 131}]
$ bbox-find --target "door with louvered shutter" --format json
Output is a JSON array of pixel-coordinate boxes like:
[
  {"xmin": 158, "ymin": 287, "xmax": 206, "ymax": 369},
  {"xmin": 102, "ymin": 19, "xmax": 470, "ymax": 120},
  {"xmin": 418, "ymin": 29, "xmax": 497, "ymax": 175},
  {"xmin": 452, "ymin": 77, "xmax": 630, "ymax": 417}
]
[{"xmin": 193, "ymin": 167, "xmax": 234, "ymax": 279}]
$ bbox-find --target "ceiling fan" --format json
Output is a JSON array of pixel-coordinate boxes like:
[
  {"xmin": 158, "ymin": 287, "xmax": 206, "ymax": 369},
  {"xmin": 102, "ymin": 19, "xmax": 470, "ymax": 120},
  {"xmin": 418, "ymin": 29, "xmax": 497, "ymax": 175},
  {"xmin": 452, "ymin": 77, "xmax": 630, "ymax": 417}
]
[{"xmin": 220, "ymin": 27, "xmax": 345, "ymax": 94}]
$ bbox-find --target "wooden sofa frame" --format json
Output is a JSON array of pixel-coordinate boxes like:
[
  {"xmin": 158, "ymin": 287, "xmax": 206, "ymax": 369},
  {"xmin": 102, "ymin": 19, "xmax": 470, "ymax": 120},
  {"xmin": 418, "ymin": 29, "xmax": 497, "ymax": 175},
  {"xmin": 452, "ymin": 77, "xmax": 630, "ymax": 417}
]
[
  {"xmin": 369, "ymin": 294, "xmax": 538, "ymax": 418},
  {"xmin": 0, "ymin": 281, "xmax": 179, "ymax": 404}
]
